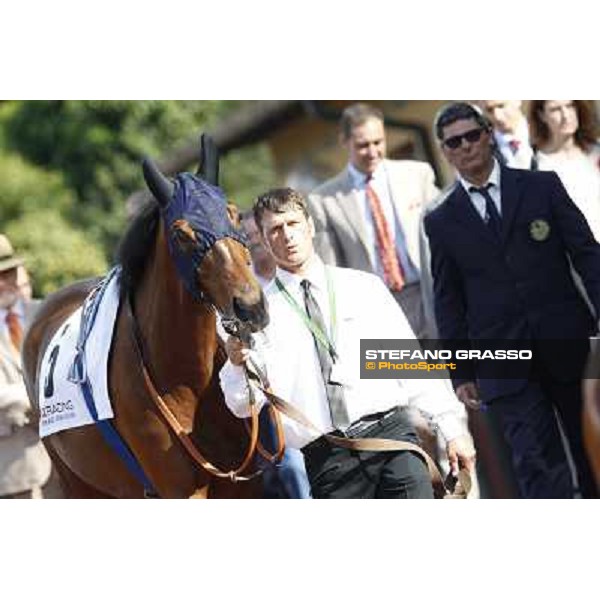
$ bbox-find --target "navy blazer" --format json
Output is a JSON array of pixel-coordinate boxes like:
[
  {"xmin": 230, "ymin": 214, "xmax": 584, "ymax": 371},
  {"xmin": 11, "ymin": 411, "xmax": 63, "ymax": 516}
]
[{"xmin": 424, "ymin": 166, "xmax": 600, "ymax": 400}]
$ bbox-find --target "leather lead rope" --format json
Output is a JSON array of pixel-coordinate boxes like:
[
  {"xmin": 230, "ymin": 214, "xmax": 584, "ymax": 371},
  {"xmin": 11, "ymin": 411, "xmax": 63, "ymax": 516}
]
[
  {"xmin": 239, "ymin": 353, "xmax": 287, "ymax": 466},
  {"xmin": 127, "ymin": 296, "xmax": 263, "ymax": 482},
  {"xmin": 245, "ymin": 369, "xmax": 471, "ymax": 499},
  {"xmin": 126, "ymin": 294, "xmax": 469, "ymax": 497}
]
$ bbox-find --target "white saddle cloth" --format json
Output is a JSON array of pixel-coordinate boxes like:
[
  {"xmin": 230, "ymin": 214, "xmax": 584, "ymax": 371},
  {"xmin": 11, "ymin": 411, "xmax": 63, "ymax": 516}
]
[{"xmin": 38, "ymin": 274, "xmax": 120, "ymax": 438}]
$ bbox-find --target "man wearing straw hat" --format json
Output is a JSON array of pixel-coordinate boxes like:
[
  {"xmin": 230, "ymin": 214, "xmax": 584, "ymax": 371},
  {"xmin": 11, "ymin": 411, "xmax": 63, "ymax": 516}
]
[{"xmin": 0, "ymin": 234, "xmax": 54, "ymax": 499}]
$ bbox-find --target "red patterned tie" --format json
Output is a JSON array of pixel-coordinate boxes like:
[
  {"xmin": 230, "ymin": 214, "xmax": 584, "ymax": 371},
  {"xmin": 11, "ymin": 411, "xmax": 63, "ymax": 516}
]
[
  {"xmin": 6, "ymin": 309, "xmax": 23, "ymax": 352},
  {"xmin": 365, "ymin": 178, "xmax": 405, "ymax": 291},
  {"xmin": 508, "ymin": 139, "xmax": 520, "ymax": 155}
]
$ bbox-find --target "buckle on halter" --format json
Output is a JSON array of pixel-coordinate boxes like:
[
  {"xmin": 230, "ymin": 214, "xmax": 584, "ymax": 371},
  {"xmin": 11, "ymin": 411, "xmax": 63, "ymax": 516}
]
[{"xmin": 221, "ymin": 317, "xmax": 255, "ymax": 349}]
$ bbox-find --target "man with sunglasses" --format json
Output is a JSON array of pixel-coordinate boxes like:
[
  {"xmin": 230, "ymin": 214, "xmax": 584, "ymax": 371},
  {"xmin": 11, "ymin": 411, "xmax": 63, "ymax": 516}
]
[{"xmin": 424, "ymin": 102, "xmax": 600, "ymax": 498}]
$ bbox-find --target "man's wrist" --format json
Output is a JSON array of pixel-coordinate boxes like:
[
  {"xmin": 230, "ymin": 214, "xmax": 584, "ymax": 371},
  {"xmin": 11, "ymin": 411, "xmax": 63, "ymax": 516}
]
[{"xmin": 436, "ymin": 413, "xmax": 466, "ymax": 443}]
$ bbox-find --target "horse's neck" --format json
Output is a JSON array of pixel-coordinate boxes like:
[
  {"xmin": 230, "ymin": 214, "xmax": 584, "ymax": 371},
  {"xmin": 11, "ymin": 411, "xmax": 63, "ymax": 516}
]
[{"xmin": 134, "ymin": 232, "xmax": 218, "ymax": 394}]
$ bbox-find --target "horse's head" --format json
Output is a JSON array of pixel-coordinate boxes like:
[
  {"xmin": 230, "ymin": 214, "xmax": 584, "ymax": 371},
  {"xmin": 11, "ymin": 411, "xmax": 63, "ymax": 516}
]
[{"xmin": 142, "ymin": 136, "xmax": 269, "ymax": 334}]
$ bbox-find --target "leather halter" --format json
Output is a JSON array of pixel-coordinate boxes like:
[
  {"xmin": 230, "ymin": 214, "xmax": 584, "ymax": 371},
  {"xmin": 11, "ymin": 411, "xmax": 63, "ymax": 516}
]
[{"xmin": 126, "ymin": 294, "xmax": 275, "ymax": 484}]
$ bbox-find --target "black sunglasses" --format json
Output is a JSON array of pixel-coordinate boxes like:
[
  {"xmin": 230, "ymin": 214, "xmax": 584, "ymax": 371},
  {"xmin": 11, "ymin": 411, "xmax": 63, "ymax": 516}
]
[{"xmin": 443, "ymin": 128, "xmax": 484, "ymax": 149}]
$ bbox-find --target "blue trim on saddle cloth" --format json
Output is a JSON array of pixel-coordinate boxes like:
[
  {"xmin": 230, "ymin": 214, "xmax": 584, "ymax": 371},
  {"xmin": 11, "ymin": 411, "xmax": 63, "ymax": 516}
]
[
  {"xmin": 162, "ymin": 173, "xmax": 248, "ymax": 302},
  {"xmin": 68, "ymin": 266, "xmax": 120, "ymax": 389},
  {"xmin": 68, "ymin": 266, "xmax": 158, "ymax": 497}
]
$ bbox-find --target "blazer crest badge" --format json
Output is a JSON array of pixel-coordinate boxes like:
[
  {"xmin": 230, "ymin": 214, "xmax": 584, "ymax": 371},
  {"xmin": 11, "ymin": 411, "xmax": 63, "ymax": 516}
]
[{"xmin": 529, "ymin": 219, "xmax": 550, "ymax": 242}]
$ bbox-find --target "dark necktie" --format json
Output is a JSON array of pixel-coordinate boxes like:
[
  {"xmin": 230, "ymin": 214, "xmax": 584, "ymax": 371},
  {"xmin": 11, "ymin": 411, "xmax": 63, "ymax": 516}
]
[
  {"xmin": 300, "ymin": 279, "xmax": 350, "ymax": 430},
  {"xmin": 470, "ymin": 184, "xmax": 502, "ymax": 238},
  {"xmin": 6, "ymin": 309, "xmax": 23, "ymax": 352}
]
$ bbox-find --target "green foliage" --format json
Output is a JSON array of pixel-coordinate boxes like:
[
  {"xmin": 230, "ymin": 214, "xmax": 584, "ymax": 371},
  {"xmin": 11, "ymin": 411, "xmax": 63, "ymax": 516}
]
[
  {"xmin": 0, "ymin": 100, "xmax": 278, "ymax": 295},
  {"xmin": 0, "ymin": 153, "xmax": 72, "ymax": 222},
  {"xmin": 0, "ymin": 153, "xmax": 101, "ymax": 295},
  {"xmin": 6, "ymin": 211, "xmax": 108, "ymax": 297},
  {"xmin": 2, "ymin": 101, "xmax": 239, "ymax": 249},
  {"xmin": 4, "ymin": 100, "xmax": 233, "ymax": 206},
  {"xmin": 221, "ymin": 143, "xmax": 278, "ymax": 210}
]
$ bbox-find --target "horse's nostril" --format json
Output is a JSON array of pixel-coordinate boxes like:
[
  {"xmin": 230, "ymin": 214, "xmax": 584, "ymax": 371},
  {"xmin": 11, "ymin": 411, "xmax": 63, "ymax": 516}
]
[
  {"xmin": 233, "ymin": 296, "xmax": 269, "ymax": 331},
  {"xmin": 233, "ymin": 297, "xmax": 254, "ymax": 321},
  {"xmin": 232, "ymin": 297, "xmax": 246, "ymax": 318}
]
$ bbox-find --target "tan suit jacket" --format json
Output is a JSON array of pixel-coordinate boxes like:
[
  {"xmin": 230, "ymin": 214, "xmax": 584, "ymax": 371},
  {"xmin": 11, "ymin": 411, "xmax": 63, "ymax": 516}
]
[
  {"xmin": 308, "ymin": 160, "xmax": 439, "ymax": 338},
  {"xmin": 308, "ymin": 159, "xmax": 438, "ymax": 275},
  {"xmin": 0, "ymin": 299, "xmax": 52, "ymax": 496}
]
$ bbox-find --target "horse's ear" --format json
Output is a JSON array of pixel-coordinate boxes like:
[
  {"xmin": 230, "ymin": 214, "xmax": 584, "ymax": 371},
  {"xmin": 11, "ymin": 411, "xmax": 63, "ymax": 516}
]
[
  {"xmin": 197, "ymin": 134, "xmax": 220, "ymax": 186},
  {"xmin": 142, "ymin": 158, "xmax": 174, "ymax": 208}
]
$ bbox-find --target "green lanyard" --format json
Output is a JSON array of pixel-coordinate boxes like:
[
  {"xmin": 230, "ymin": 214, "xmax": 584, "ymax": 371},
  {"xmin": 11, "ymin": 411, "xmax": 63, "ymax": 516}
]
[{"xmin": 275, "ymin": 268, "xmax": 338, "ymax": 361}]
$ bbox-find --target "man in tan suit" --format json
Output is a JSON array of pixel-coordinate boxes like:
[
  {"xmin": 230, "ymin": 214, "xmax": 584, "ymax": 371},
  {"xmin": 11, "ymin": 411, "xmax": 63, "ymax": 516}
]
[
  {"xmin": 308, "ymin": 105, "xmax": 480, "ymax": 485},
  {"xmin": 0, "ymin": 234, "xmax": 56, "ymax": 499},
  {"xmin": 308, "ymin": 103, "xmax": 439, "ymax": 339}
]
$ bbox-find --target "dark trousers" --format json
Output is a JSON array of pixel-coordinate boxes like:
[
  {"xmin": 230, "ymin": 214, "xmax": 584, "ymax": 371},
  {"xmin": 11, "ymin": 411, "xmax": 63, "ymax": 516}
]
[
  {"xmin": 301, "ymin": 407, "xmax": 433, "ymax": 499},
  {"xmin": 488, "ymin": 378, "xmax": 598, "ymax": 499}
]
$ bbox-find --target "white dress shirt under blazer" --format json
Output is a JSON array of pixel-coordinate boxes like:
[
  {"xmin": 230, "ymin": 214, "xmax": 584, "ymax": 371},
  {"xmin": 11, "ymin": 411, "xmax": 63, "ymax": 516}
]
[
  {"xmin": 494, "ymin": 117, "xmax": 534, "ymax": 170},
  {"xmin": 348, "ymin": 162, "xmax": 419, "ymax": 284},
  {"xmin": 459, "ymin": 159, "xmax": 502, "ymax": 220}
]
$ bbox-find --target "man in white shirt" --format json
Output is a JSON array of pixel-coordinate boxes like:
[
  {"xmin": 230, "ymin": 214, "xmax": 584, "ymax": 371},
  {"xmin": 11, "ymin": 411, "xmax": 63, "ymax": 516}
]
[
  {"xmin": 476, "ymin": 100, "xmax": 535, "ymax": 170},
  {"xmin": 239, "ymin": 210, "xmax": 311, "ymax": 499},
  {"xmin": 219, "ymin": 188, "xmax": 475, "ymax": 499}
]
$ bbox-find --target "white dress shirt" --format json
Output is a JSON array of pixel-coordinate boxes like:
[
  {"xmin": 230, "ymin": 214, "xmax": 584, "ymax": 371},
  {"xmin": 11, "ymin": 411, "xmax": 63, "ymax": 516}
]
[
  {"xmin": 219, "ymin": 255, "xmax": 465, "ymax": 449},
  {"xmin": 494, "ymin": 117, "xmax": 534, "ymax": 170},
  {"xmin": 459, "ymin": 159, "xmax": 502, "ymax": 221},
  {"xmin": 347, "ymin": 162, "xmax": 419, "ymax": 284}
]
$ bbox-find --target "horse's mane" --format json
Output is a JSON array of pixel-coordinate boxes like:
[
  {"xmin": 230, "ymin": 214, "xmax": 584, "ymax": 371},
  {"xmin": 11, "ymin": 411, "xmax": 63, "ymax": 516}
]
[{"xmin": 116, "ymin": 199, "xmax": 160, "ymax": 299}]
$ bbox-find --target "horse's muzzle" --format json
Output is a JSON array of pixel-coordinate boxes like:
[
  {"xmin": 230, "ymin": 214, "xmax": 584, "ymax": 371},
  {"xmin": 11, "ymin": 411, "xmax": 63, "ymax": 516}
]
[{"xmin": 232, "ymin": 293, "xmax": 269, "ymax": 332}]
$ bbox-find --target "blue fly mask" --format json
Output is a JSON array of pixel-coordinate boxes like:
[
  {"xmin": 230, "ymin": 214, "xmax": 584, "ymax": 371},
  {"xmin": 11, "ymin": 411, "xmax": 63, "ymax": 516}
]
[{"xmin": 161, "ymin": 172, "xmax": 248, "ymax": 302}]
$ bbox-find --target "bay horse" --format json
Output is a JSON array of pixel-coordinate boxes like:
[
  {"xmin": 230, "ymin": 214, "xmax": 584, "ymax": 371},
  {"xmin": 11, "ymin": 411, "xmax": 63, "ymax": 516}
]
[{"xmin": 22, "ymin": 136, "xmax": 270, "ymax": 498}]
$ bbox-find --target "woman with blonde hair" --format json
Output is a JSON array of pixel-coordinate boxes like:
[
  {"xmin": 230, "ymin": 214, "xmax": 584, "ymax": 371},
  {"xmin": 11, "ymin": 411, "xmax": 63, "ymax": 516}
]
[{"xmin": 528, "ymin": 100, "xmax": 600, "ymax": 239}]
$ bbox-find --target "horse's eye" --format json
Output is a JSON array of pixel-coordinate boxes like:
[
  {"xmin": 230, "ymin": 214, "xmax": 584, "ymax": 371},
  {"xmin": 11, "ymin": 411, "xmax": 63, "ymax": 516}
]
[{"xmin": 172, "ymin": 220, "xmax": 197, "ymax": 256}]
